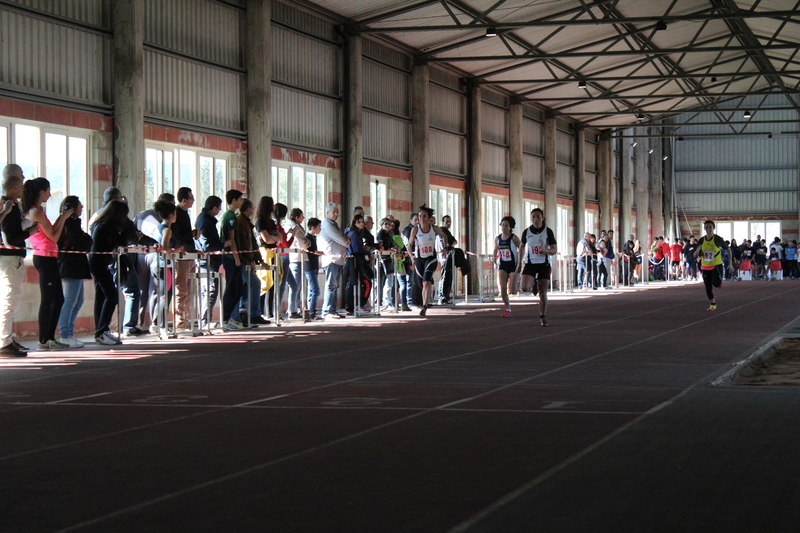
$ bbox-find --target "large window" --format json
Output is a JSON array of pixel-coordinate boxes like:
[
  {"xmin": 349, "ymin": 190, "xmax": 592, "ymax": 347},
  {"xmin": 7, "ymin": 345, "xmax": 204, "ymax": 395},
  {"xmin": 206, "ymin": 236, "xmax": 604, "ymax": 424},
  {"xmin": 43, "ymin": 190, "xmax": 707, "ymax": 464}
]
[
  {"xmin": 369, "ymin": 178, "xmax": 387, "ymax": 233},
  {"xmin": 523, "ymin": 200, "xmax": 539, "ymax": 228},
  {"xmin": 727, "ymin": 220, "xmax": 781, "ymax": 244},
  {"xmin": 1, "ymin": 120, "xmax": 89, "ymax": 223},
  {"xmin": 430, "ymin": 186, "xmax": 461, "ymax": 245},
  {"xmin": 557, "ymin": 205, "xmax": 570, "ymax": 254},
  {"xmin": 145, "ymin": 144, "xmax": 228, "ymax": 219},
  {"xmin": 271, "ymin": 163, "xmax": 327, "ymax": 226},
  {"xmin": 585, "ymin": 210, "xmax": 595, "ymax": 235},
  {"xmin": 481, "ymin": 194, "xmax": 506, "ymax": 254}
]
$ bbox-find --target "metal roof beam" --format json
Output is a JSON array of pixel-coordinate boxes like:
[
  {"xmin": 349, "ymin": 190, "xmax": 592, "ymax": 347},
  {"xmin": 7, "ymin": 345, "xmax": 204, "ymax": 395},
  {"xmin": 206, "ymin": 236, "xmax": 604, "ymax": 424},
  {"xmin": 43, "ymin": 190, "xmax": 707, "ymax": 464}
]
[
  {"xmin": 347, "ymin": 0, "xmax": 442, "ymax": 29},
  {"xmin": 472, "ymin": 70, "xmax": 800, "ymax": 84},
  {"xmin": 351, "ymin": 10, "xmax": 800, "ymax": 33},
  {"xmin": 521, "ymin": 90, "xmax": 795, "ymax": 101}
]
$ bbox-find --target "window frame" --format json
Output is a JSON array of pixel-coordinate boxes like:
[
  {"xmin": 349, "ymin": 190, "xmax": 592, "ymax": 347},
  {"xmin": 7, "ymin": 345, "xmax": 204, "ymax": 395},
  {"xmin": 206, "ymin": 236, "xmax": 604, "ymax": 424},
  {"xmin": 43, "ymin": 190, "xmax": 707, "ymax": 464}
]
[
  {"xmin": 270, "ymin": 160, "xmax": 329, "ymax": 229},
  {"xmin": 481, "ymin": 193, "xmax": 506, "ymax": 255},
  {"xmin": 429, "ymin": 186, "xmax": 461, "ymax": 248},
  {"xmin": 369, "ymin": 177, "xmax": 388, "ymax": 236}
]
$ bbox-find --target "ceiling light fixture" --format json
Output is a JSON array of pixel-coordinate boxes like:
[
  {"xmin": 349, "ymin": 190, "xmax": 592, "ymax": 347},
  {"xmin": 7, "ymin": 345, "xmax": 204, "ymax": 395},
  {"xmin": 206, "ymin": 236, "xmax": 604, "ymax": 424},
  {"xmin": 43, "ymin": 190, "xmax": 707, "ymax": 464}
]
[
  {"xmin": 648, "ymin": 148, "xmax": 654, "ymax": 154},
  {"xmin": 744, "ymin": 110, "xmax": 752, "ymax": 119},
  {"xmin": 711, "ymin": 77, "xmax": 717, "ymax": 83},
  {"xmin": 578, "ymin": 80, "xmax": 587, "ymax": 89},
  {"xmin": 678, "ymin": 136, "xmax": 684, "ymax": 141},
  {"xmin": 655, "ymin": 20, "xmax": 667, "ymax": 31},
  {"xmin": 631, "ymin": 141, "xmax": 637, "ymax": 147},
  {"xmin": 663, "ymin": 155, "xmax": 669, "ymax": 161},
  {"xmin": 485, "ymin": 27, "xmax": 497, "ymax": 37},
  {"xmin": 636, "ymin": 113, "xmax": 645, "ymax": 119},
  {"xmin": 768, "ymin": 133, "xmax": 773, "ymax": 139}
]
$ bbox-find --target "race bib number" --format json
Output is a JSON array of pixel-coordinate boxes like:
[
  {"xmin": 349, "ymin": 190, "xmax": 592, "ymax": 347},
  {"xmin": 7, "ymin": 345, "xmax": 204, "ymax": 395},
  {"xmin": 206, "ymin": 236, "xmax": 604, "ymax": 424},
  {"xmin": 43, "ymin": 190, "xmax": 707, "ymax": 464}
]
[
  {"xmin": 703, "ymin": 251, "xmax": 714, "ymax": 262},
  {"xmin": 499, "ymin": 249, "xmax": 512, "ymax": 261},
  {"xmin": 420, "ymin": 246, "xmax": 433, "ymax": 255},
  {"xmin": 531, "ymin": 246, "xmax": 542, "ymax": 255}
]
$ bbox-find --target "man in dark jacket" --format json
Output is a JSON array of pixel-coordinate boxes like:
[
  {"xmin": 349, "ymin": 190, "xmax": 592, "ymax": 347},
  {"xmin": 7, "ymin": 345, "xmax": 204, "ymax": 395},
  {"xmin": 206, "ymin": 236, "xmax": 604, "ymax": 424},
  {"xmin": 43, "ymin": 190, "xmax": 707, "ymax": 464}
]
[
  {"xmin": 174, "ymin": 187, "xmax": 197, "ymax": 330},
  {"xmin": 196, "ymin": 195, "xmax": 224, "ymax": 327},
  {"xmin": 437, "ymin": 215, "xmax": 458, "ymax": 304}
]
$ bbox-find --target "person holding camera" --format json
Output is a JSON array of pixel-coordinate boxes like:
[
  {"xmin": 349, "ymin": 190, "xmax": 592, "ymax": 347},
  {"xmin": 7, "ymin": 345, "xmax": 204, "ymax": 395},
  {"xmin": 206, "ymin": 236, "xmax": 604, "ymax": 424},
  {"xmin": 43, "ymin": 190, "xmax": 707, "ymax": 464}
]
[
  {"xmin": 23, "ymin": 178, "xmax": 73, "ymax": 351},
  {"xmin": 57, "ymin": 196, "xmax": 92, "ymax": 348}
]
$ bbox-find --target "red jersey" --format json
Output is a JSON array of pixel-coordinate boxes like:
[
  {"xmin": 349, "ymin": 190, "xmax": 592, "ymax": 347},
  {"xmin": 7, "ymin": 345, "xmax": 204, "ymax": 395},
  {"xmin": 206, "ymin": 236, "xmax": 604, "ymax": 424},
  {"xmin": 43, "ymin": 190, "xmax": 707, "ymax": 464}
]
[
  {"xmin": 670, "ymin": 243, "xmax": 682, "ymax": 262},
  {"xmin": 659, "ymin": 242, "xmax": 670, "ymax": 259}
]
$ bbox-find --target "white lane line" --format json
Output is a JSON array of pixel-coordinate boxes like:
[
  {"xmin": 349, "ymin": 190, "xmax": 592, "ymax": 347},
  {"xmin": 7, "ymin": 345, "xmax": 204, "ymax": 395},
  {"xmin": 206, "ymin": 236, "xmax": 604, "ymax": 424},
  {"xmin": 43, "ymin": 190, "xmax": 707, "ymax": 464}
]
[
  {"xmin": 444, "ymin": 306, "xmax": 800, "ymax": 533},
  {"xmin": 47, "ymin": 291, "xmax": 798, "ymax": 533}
]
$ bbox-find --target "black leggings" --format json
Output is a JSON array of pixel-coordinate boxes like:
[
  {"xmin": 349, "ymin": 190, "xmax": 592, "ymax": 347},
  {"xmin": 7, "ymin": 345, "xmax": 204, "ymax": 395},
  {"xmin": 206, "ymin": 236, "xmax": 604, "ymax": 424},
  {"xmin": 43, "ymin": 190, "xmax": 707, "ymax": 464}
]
[
  {"xmin": 90, "ymin": 260, "xmax": 119, "ymax": 337},
  {"xmin": 702, "ymin": 265, "xmax": 723, "ymax": 301},
  {"xmin": 33, "ymin": 255, "xmax": 64, "ymax": 343}
]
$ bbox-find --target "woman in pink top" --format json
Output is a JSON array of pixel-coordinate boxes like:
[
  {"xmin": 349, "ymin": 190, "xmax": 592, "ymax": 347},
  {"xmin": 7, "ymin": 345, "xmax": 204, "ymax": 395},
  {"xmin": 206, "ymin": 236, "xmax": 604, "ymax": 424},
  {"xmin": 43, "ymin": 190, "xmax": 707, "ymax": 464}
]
[{"xmin": 23, "ymin": 178, "xmax": 73, "ymax": 350}]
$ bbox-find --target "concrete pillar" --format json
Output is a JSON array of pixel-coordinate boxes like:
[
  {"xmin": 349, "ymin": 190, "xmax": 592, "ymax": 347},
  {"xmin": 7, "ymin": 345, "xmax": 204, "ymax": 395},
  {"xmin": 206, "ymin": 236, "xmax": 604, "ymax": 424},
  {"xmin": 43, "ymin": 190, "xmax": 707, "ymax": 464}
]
[
  {"xmin": 650, "ymin": 131, "xmax": 664, "ymax": 239},
  {"xmin": 621, "ymin": 135, "xmax": 633, "ymax": 241},
  {"xmin": 574, "ymin": 127, "xmax": 585, "ymax": 249},
  {"xmin": 662, "ymin": 124, "xmax": 676, "ymax": 239},
  {"xmin": 508, "ymin": 102, "xmax": 523, "ymax": 230},
  {"xmin": 343, "ymin": 34, "xmax": 363, "ymax": 218},
  {"xmin": 112, "ymin": 0, "xmax": 144, "ymax": 214},
  {"xmin": 467, "ymin": 82, "xmax": 482, "ymax": 291},
  {"xmin": 544, "ymin": 114, "xmax": 557, "ymax": 231},
  {"xmin": 411, "ymin": 64, "xmax": 430, "ymax": 213},
  {"xmin": 598, "ymin": 136, "xmax": 613, "ymax": 232},
  {"xmin": 635, "ymin": 128, "xmax": 650, "ymax": 248},
  {"xmin": 245, "ymin": 0, "xmax": 271, "ymax": 202}
]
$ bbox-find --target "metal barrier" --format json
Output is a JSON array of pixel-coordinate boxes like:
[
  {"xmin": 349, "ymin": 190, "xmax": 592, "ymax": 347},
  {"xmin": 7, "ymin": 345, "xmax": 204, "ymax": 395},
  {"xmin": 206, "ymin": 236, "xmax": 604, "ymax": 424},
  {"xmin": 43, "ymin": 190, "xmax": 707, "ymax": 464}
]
[
  {"xmin": 476, "ymin": 254, "xmax": 496, "ymax": 302},
  {"xmin": 555, "ymin": 254, "xmax": 576, "ymax": 293},
  {"xmin": 191, "ymin": 262, "xmax": 221, "ymax": 335}
]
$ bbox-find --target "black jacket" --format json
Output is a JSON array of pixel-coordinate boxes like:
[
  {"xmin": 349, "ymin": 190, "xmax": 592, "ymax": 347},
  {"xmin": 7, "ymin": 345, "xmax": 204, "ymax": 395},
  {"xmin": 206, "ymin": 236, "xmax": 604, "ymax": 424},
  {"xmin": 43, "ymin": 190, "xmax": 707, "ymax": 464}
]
[
  {"xmin": 173, "ymin": 206, "xmax": 196, "ymax": 252},
  {"xmin": 0, "ymin": 198, "xmax": 27, "ymax": 258},
  {"xmin": 58, "ymin": 217, "xmax": 92, "ymax": 279}
]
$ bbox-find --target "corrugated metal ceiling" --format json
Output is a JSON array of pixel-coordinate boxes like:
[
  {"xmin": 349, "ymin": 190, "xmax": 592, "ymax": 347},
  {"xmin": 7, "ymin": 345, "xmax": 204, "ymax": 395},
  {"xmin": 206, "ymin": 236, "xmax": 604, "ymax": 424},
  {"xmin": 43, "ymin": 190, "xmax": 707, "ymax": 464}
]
[{"xmin": 302, "ymin": 0, "xmax": 800, "ymax": 133}]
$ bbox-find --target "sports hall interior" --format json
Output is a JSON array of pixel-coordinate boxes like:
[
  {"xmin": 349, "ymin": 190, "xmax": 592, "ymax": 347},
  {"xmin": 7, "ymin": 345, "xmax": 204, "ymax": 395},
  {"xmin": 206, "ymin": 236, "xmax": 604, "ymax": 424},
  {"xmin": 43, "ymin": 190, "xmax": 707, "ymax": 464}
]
[{"xmin": 3, "ymin": 1, "xmax": 800, "ymax": 531}]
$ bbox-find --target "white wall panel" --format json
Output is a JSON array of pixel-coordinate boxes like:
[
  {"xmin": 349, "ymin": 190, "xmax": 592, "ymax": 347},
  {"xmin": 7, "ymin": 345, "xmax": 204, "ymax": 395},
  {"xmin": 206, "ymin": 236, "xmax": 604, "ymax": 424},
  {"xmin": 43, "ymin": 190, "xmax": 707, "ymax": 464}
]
[
  {"xmin": 272, "ymin": 0, "xmax": 338, "ymax": 42},
  {"xmin": 676, "ymin": 191, "xmax": 797, "ymax": 215},
  {"xmin": 557, "ymin": 130, "xmax": 574, "ymax": 164},
  {"xmin": 675, "ymin": 137, "xmax": 797, "ymax": 169},
  {"xmin": 430, "ymin": 129, "xmax": 466, "ymax": 176},
  {"xmin": 676, "ymin": 169, "xmax": 796, "ymax": 192},
  {"xmin": 557, "ymin": 163, "xmax": 573, "ymax": 196},
  {"xmin": 481, "ymin": 103, "xmax": 507, "ymax": 145},
  {"xmin": 364, "ymin": 110, "xmax": 409, "ymax": 165},
  {"xmin": 429, "ymin": 84, "xmax": 465, "ymax": 134},
  {"xmin": 272, "ymin": 84, "xmax": 339, "ymax": 151},
  {"xmin": 0, "ymin": 8, "xmax": 110, "ymax": 105},
  {"xmin": 586, "ymin": 171, "xmax": 598, "ymax": 200},
  {"xmin": 364, "ymin": 59, "xmax": 409, "ymax": 118},
  {"xmin": 145, "ymin": 50, "xmax": 243, "ymax": 131},
  {"xmin": 585, "ymin": 139, "xmax": 597, "ymax": 172},
  {"xmin": 145, "ymin": 0, "xmax": 242, "ymax": 68},
  {"xmin": 522, "ymin": 117, "xmax": 543, "ymax": 156},
  {"xmin": 523, "ymin": 154, "xmax": 543, "ymax": 190},
  {"xmin": 4, "ymin": 0, "xmax": 108, "ymax": 28},
  {"xmin": 273, "ymin": 25, "xmax": 339, "ymax": 96},
  {"xmin": 482, "ymin": 142, "xmax": 507, "ymax": 183}
]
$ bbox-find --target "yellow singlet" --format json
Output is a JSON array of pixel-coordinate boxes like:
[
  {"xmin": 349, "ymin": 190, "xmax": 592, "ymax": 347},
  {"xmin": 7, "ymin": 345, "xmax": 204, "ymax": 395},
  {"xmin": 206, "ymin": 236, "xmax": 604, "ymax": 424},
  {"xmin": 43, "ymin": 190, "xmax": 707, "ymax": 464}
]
[{"xmin": 700, "ymin": 234, "xmax": 723, "ymax": 269}]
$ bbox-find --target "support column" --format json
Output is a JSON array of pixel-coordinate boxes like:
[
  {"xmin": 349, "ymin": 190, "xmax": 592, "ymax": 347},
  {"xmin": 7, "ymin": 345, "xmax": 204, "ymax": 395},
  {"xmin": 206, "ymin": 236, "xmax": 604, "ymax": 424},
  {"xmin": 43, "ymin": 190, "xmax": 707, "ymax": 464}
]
[
  {"xmin": 635, "ymin": 129, "xmax": 650, "ymax": 248},
  {"xmin": 112, "ymin": 0, "xmax": 144, "ymax": 214},
  {"xmin": 544, "ymin": 114, "xmax": 557, "ymax": 230},
  {"xmin": 598, "ymin": 136, "xmax": 613, "ymax": 232},
  {"xmin": 508, "ymin": 102, "xmax": 523, "ymax": 229},
  {"xmin": 467, "ymin": 82, "xmax": 482, "ymax": 291},
  {"xmin": 343, "ymin": 34, "xmax": 363, "ymax": 218},
  {"xmin": 245, "ymin": 0, "xmax": 271, "ymax": 202},
  {"xmin": 650, "ymin": 130, "xmax": 664, "ymax": 239},
  {"xmin": 621, "ymin": 136, "xmax": 633, "ymax": 242},
  {"xmin": 411, "ymin": 63, "xmax": 429, "ymax": 214},
  {"xmin": 662, "ymin": 123, "xmax": 676, "ymax": 239},
  {"xmin": 574, "ymin": 127, "xmax": 586, "ymax": 249}
]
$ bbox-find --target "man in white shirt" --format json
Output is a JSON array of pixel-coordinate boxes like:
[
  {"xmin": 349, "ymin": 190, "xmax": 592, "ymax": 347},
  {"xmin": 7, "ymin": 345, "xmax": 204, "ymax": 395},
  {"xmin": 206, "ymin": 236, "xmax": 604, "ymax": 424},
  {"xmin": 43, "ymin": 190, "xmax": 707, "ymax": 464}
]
[{"xmin": 318, "ymin": 203, "xmax": 350, "ymax": 319}]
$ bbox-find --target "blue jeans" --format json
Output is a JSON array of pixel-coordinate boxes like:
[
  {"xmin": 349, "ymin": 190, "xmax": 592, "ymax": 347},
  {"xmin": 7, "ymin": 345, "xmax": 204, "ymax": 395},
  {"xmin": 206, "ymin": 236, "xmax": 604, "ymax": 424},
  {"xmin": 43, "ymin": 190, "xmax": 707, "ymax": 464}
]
[
  {"xmin": 323, "ymin": 263, "xmax": 342, "ymax": 315},
  {"xmin": 58, "ymin": 277, "xmax": 84, "ymax": 339},
  {"xmin": 121, "ymin": 255, "xmax": 140, "ymax": 330},
  {"xmin": 398, "ymin": 273, "xmax": 410, "ymax": 307},
  {"xmin": 306, "ymin": 268, "xmax": 320, "ymax": 313},
  {"xmin": 278, "ymin": 255, "xmax": 296, "ymax": 311},
  {"xmin": 240, "ymin": 267, "xmax": 262, "ymax": 318},
  {"xmin": 576, "ymin": 257, "xmax": 587, "ymax": 288},
  {"xmin": 289, "ymin": 262, "xmax": 304, "ymax": 314},
  {"xmin": 222, "ymin": 255, "xmax": 242, "ymax": 323}
]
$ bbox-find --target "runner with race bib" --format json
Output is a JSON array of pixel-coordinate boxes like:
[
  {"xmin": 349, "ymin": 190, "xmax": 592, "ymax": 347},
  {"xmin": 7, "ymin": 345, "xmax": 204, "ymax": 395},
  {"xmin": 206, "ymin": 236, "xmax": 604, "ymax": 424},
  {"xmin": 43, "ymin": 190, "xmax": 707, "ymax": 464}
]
[
  {"xmin": 407, "ymin": 205, "xmax": 452, "ymax": 317},
  {"xmin": 494, "ymin": 216, "xmax": 520, "ymax": 318},
  {"xmin": 693, "ymin": 219, "xmax": 730, "ymax": 312},
  {"xmin": 516, "ymin": 208, "xmax": 558, "ymax": 326}
]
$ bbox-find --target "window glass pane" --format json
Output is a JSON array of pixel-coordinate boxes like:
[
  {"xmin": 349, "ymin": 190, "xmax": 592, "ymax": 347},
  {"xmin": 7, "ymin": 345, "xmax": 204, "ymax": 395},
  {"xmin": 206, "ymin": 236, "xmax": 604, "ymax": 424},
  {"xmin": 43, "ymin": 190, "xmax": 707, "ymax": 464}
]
[
  {"xmin": 766, "ymin": 222, "xmax": 781, "ymax": 243},
  {"xmin": 199, "ymin": 156, "xmax": 213, "ymax": 206},
  {"xmin": 291, "ymin": 167, "xmax": 302, "ymax": 213},
  {"xmin": 0, "ymin": 126, "xmax": 7, "ymax": 169},
  {"xmin": 214, "ymin": 159, "xmax": 226, "ymax": 198},
  {"xmin": 316, "ymin": 173, "xmax": 324, "ymax": 218},
  {"xmin": 163, "ymin": 151, "xmax": 174, "ymax": 195},
  {"xmin": 68, "ymin": 137, "xmax": 87, "ymax": 204},
  {"xmin": 145, "ymin": 148, "xmax": 159, "ymax": 209},
  {"xmin": 733, "ymin": 221, "xmax": 748, "ymax": 243},
  {"xmin": 278, "ymin": 168, "xmax": 289, "ymax": 206},
  {"xmin": 44, "ymin": 133, "xmax": 67, "ymax": 217},
  {"xmin": 271, "ymin": 166, "xmax": 277, "ymax": 199},
  {"xmin": 179, "ymin": 149, "xmax": 194, "ymax": 190},
  {"xmin": 306, "ymin": 171, "xmax": 315, "ymax": 218},
  {"xmin": 370, "ymin": 181, "xmax": 376, "ymax": 220},
  {"xmin": 750, "ymin": 222, "xmax": 765, "ymax": 243},
  {"xmin": 429, "ymin": 190, "xmax": 437, "ymax": 215},
  {"xmin": 716, "ymin": 222, "xmax": 732, "ymax": 243},
  {"xmin": 14, "ymin": 124, "xmax": 40, "ymax": 178}
]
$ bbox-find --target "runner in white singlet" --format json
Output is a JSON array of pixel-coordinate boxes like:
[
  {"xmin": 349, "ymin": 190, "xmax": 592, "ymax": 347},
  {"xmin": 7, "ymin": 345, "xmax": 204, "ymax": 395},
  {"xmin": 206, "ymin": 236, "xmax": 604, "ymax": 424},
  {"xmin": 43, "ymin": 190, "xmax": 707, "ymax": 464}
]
[
  {"xmin": 407, "ymin": 205, "xmax": 451, "ymax": 317},
  {"xmin": 516, "ymin": 208, "xmax": 558, "ymax": 326}
]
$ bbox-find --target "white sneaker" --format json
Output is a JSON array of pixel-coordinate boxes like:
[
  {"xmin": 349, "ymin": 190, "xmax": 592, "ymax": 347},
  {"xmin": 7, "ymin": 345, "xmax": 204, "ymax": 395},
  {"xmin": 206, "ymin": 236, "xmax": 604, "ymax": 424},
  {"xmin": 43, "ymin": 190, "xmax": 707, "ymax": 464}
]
[
  {"xmin": 59, "ymin": 337, "xmax": 85, "ymax": 348},
  {"xmin": 95, "ymin": 332, "xmax": 121, "ymax": 345}
]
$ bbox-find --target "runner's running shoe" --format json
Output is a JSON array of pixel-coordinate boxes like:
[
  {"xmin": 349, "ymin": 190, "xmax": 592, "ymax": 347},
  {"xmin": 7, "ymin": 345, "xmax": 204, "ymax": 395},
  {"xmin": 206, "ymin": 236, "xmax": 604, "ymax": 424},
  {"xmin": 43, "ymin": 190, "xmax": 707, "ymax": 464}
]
[
  {"xmin": 501, "ymin": 310, "xmax": 512, "ymax": 318},
  {"xmin": 540, "ymin": 316, "xmax": 548, "ymax": 326},
  {"xmin": 707, "ymin": 304, "xmax": 717, "ymax": 312}
]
